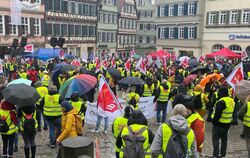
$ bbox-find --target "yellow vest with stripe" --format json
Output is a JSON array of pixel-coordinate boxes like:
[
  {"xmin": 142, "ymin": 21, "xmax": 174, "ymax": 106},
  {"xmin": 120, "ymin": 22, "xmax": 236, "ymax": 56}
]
[
  {"xmin": 120, "ymin": 124, "xmax": 150, "ymax": 158},
  {"xmin": 0, "ymin": 110, "xmax": 18, "ymax": 135},
  {"xmin": 248, "ymin": 72, "xmax": 250, "ymax": 80},
  {"xmin": 243, "ymin": 102, "xmax": 250, "ymax": 127},
  {"xmin": 70, "ymin": 101, "xmax": 85, "ymax": 120},
  {"xmin": 19, "ymin": 72, "xmax": 27, "ymax": 79},
  {"xmin": 143, "ymin": 84, "xmax": 155, "ymax": 97},
  {"xmin": 128, "ymin": 92, "xmax": 140, "ymax": 109},
  {"xmin": 36, "ymin": 86, "xmax": 48, "ymax": 105},
  {"xmin": 9, "ymin": 64, "xmax": 14, "ymax": 71},
  {"xmin": 20, "ymin": 111, "xmax": 38, "ymax": 131},
  {"xmin": 121, "ymin": 69, "xmax": 125, "ymax": 77},
  {"xmin": 159, "ymin": 123, "xmax": 195, "ymax": 158},
  {"xmin": 212, "ymin": 97, "xmax": 235, "ymax": 123},
  {"xmin": 42, "ymin": 74, "xmax": 50, "ymax": 86},
  {"xmin": 113, "ymin": 117, "xmax": 128, "ymax": 139},
  {"xmin": 58, "ymin": 77, "xmax": 66, "ymax": 86},
  {"xmin": 192, "ymin": 91, "xmax": 206, "ymax": 109},
  {"xmin": 157, "ymin": 86, "xmax": 169, "ymax": 102},
  {"xmin": 44, "ymin": 94, "xmax": 62, "ymax": 116}
]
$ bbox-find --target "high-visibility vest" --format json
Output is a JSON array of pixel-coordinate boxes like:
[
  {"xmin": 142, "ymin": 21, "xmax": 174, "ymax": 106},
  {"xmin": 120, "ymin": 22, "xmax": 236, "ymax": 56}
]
[
  {"xmin": 36, "ymin": 86, "xmax": 48, "ymax": 105},
  {"xmin": 9, "ymin": 64, "xmax": 14, "ymax": 71},
  {"xmin": 42, "ymin": 74, "xmax": 50, "ymax": 86},
  {"xmin": 44, "ymin": 94, "xmax": 62, "ymax": 116},
  {"xmin": 112, "ymin": 117, "xmax": 128, "ymax": 138},
  {"xmin": 20, "ymin": 111, "xmax": 38, "ymax": 131},
  {"xmin": 0, "ymin": 110, "xmax": 18, "ymax": 135},
  {"xmin": 243, "ymin": 102, "xmax": 250, "ymax": 127},
  {"xmin": 159, "ymin": 123, "xmax": 195, "ymax": 158},
  {"xmin": 128, "ymin": 92, "xmax": 140, "ymax": 109},
  {"xmin": 157, "ymin": 86, "xmax": 169, "ymax": 102},
  {"xmin": 143, "ymin": 84, "xmax": 155, "ymax": 97},
  {"xmin": 19, "ymin": 72, "xmax": 27, "ymax": 79},
  {"xmin": 192, "ymin": 91, "xmax": 206, "ymax": 109},
  {"xmin": 70, "ymin": 101, "xmax": 85, "ymax": 120},
  {"xmin": 120, "ymin": 124, "xmax": 150, "ymax": 158},
  {"xmin": 121, "ymin": 69, "xmax": 125, "ymax": 77},
  {"xmin": 58, "ymin": 77, "xmax": 66, "ymax": 86},
  {"xmin": 212, "ymin": 97, "xmax": 235, "ymax": 123},
  {"xmin": 247, "ymin": 72, "xmax": 250, "ymax": 80}
]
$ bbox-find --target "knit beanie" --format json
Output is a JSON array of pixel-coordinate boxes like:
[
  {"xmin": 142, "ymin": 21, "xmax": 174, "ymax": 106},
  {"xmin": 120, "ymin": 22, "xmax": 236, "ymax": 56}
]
[{"xmin": 61, "ymin": 100, "xmax": 73, "ymax": 112}]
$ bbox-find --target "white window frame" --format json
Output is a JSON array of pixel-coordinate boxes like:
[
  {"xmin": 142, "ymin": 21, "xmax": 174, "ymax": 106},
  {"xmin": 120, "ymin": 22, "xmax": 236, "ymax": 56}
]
[
  {"xmin": 142, "ymin": 36, "xmax": 147, "ymax": 43},
  {"xmin": 160, "ymin": 27, "xmax": 165, "ymax": 39},
  {"xmin": 169, "ymin": 4, "xmax": 174, "ymax": 16},
  {"xmin": 229, "ymin": 45, "xmax": 242, "ymax": 53},
  {"xmin": 34, "ymin": 18, "xmax": 41, "ymax": 36},
  {"xmin": 150, "ymin": 37, "xmax": 155, "ymax": 43},
  {"xmin": 242, "ymin": 9, "xmax": 250, "ymax": 24},
  {"xmin": 178, "ymin": 3, "xmax": 184, "ymax": 16},
  {"xmin": 230, "ymin": 10, "xmax": 238, "ymax": 24},
  {"xmin": 0, "ymin": 15, "xmax": 5, "ymax": 35},
  {"xmin": 188, "ymin": 27, "xmax": 194, "ymax": 39},
  {"xmin": 100, "ymin": 13, "xmax": 103, "ymax": 23},
  {"xmin": 212, "ymin": 44, "xmax": 224, "ymax": 52},
  {"xmin": 21, "ymin": 17, "xmax": 30, "ymax": 35},
  {"xmin": 9, "ymin": 24, "xmax": 18, "ymax": 35},
  {"xmin": 178, "ymin": 27, "xmax": 184, "ymax": 39},
  {"xmin": 150, "ymin": 24, "xmax": 155, "ymax": 30},
  {"xmin": 219, "ymin": 11, "xmax": 227, "ymax": 24},
  {"xmin": 188, "ymin": 2, "xmax": 194, "ymax": 15},
  {"xmin": 169, "ymin": 27, "xmax": 174, "ymax": 39},
  {"xmin": 209, "ymin": 12, "xmax": 216, "ymax": 25},
  {"xmin": 160, "ymin": 6, "xmax": 165, "ymax": 17},
  {"xmin": 113, "ymin": 33, "xmax": 116, "ymax": 42},
  {"xmin": 34, "ymin": 0, "xmax": 40, "ymax": 3}
]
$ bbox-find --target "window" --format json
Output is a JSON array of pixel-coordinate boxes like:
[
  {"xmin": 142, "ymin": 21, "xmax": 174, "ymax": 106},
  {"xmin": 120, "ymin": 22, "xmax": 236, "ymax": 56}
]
[
  {"xmin": 188, "ymin": 2, "xmax": 194, "ymax": 15},
  {"xmin": 143, "ymin": 24, "xmax": 147, "ymax": 30},
  {"xmin": 98, "ymin": 32, "xmax": 102, "ymax": 42},
  {"xmin": 107, "ymin": 33, "xmax": 111, "ymax": 42},
  {"xmin": 169, "ymin": 28, "xmax": 174, "ymax": 38},
  {"xmin": 178, "ymin": 27, "xmax": 184, "ymax": 39},
  {"xmin": 169, "ymin": 5, "xmax": 174, "ymax": 16},
  {"xmin": 160, "ymin": 27, "xmax": 165, "ymax": 39},
  {"xmin": 108, "ymin": 14, "xmax": 112, "ymax": 23},
  {"xmin": 35, "ymin": 0, "xmax": 40, "ymax": 3},
  {"xmin": 188, "ymin": 27, "xmax": 194, "ymax": 39},
  {"xmin": 61, "ymin": 24, "xmax": 68, "ymax": 36},
  {"xmin": 229, "ymin": 45, "xmax": 242, "ymax": 53},
  {"xmin": 178, "ymin": 4, "xmax": 184, "ymax": 16},
  {"xmin": 46, "ymin": 23, "xmax": 52, "ymax": 35},
  {"xmin": 242, "ymin": 10, "xmax": 250, "ymax": 24},
  {"xmin": 219, "ymin": 11, "xmax": 227, "ymax": 24},
  {"xmin": 142, "ymin": 37, "xmax": 147, "ymax": 43},
  {"xmin": 105, "ymin": 13, "xmax": 108, "ymax": 23},
  {"xmin": 99, "ymin": 13, "xmax": 103, "ymax": 22},
  {"xmin": 21, "ymin": 17, "xmax": 29, "ymax": 35},
  {"xmin": 34, "ymin": 18, "xmax": 41, "ymax": 36},
  {"xmin": 150, "ymin": 37, "xmax": 155, "ymax": 43},
  {"xmin": 9, "ymin": 24, "xmax": 18, "ymax": 35},
  {"xmin": 71, "ymin": 2, "xmax": 76, "ymax": 14},
  {"xmin": 160, "ymin": 6, "xmax": 165, "ymax": 17},
  {"xmin": 150, "ymin": 24, "xmax": 155, "ymax": 30},
  {"xmin": 53, "ymin": 24, "xmax": 61, "ymax": 36},
  {"xmin": 113, "ymin": 33, "xmax": 116, "ymax": 42},
  {"xmin": 209, "ymin": 12, "xmax": 216, "ymax": 25},
  {"xmin": 230, "ymin": 11, "xmax": 238, "ymax": 24},
  {"xmin": 212, "ymin": 44, "xmax": 224, "ymax": 52},
  {"xmin": 0, "ymin": 16, "xmax": 4, "ymax": 35}
]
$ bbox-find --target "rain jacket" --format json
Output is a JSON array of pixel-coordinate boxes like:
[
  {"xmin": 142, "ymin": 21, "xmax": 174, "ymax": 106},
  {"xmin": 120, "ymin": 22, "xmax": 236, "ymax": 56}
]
[
  {"xmin": 57, "ymin": 108, "xmax": 78, "ymax": 142},
  {"xmin": 151, "ymin": 115, "xmax": 199, "ymax": 158}
]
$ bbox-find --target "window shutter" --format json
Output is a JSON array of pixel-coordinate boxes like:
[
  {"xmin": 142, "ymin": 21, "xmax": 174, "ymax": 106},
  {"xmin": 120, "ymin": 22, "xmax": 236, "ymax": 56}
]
[
  {"xmin": 184, "ymin": 3, "xmax": 188, "ymax": 15},
  {"xmin": 194, "ymin": 27, "xmax": 197, "ymax": 39},
  {"xmin": 237, "ymin": 10, "xmax": 242, "ymax": 24},
  {"xmin": 41, "ymin": 0, "xmax": 44, "ymax": 5},
  {"xmin": 174, "ymin": 4, "xmax": 178, "ymax": 16},
  {"xmin": 184, "ymin": 27, "xmax": 188, "ymax": 39},
  {"xmin": 29, "ymin": 18, "xmax": 34, "ymax": 36},
  {"xmin": 164, "ymin": 5, "xmax": 169, "ymax": 16},
  {"xmin": 215, "ymin": 11, "xmax": 219, "ymax": 25},
  {"xmin": 31, "ymin": 0, "xmax": 35, "ymax": 3},
  {"xmin": 4, "ymin": 15, "xmax": 10, "ymax": 35},
  {"xmin": 206, "ymin": 12, "xmax": 209, "ymax": 25},
  {"xmin": 164, "ymin": 27, "xmax": 169, "ymax": 39},
  {"xmin": 194, "ymin": 1, "xmax": 198, "ymax": 15},
  {"xmin": 18, "ymin": 25, "xmax": 23, "ymax": 36},
  {"xmin": 225, "ymin": 11, "xmax": 230, "ymax": 24},
  {"xmin": 174, "ymin": 27, "xmax": 178, "ymax": 39},
  {"xmin": 157, "ymin": 6, "xmax": 160, "ymax": 17},
  {"xmin": 41, "ymin": 19, "xmax": 45, "ymax": 36},
  {"xmin": 158, "ymin": 27, "xmax": 160, "ymax": 38}
]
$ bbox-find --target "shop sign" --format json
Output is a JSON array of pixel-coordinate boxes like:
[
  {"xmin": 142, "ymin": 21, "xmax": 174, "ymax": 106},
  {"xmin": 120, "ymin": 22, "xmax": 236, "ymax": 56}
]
[{"xmin": 229, "ymin": 34, "xmax": 250, "ymax": 40}]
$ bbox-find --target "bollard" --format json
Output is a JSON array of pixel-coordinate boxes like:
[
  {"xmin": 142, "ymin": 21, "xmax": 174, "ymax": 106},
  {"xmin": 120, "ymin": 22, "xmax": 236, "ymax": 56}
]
[{"xmin": 61, "ymin": 136, "xmax": 94, "ymax": 158}]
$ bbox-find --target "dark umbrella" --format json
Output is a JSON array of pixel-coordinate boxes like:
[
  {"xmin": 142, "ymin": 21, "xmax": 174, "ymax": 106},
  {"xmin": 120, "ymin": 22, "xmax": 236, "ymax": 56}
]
[
  {"xmin": 119, "ymin": 76, "xmax": 145, "ymax": 86},
  {"xmin": 52, "ymin": 63, "xmax": 77, "ymax": 85},
  {"xmin": 190, "ymin": 66, "xmax": 210, "ymax": 74},
  {"xmin": 108, "ymin": 68, "xmax": 121, "ymax": 79},
  {"xmin": 2, "ymin": 84, "xmax": 40, "ymax": 107},
  {"xmin": 183, "ymin": 74, "xmax": 197, "ymax": 86},
  {"xmin": 79, "ymin": 67, "xmax": 89, "ymax": 74}
]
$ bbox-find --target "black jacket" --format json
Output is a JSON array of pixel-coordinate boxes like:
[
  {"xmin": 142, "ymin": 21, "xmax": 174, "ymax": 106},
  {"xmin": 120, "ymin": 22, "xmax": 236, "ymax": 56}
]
[{"xmin": 212, "ymin": 99, "xmax": 231, "ymax": 128}]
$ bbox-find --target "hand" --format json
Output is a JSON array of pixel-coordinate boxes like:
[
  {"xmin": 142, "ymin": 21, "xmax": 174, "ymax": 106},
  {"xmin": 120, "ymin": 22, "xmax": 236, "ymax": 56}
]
[{"xmin": 56, "ymin": 139, "xmax": 60, "ymax": 144}]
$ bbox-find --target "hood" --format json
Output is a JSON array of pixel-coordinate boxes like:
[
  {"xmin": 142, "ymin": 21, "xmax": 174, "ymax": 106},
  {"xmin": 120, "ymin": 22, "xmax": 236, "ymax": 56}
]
[
  {"xmin": 65, "ymin": 108, "xmax": 78, "ymax": 115},
  {"xmin": 168, "ymin": 115, "xmax": 188, "ymax": 133}
]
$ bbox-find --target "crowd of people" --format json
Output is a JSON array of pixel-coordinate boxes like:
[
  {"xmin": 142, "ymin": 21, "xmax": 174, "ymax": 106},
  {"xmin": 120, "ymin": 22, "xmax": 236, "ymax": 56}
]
[{"xmin": 0, "ymin": 55, "xmax": 249, "ymax": 158}]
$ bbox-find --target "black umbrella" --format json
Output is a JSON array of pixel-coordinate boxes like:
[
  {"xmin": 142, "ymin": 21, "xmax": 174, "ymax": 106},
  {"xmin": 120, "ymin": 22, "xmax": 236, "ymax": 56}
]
[
  {"xmin": 79, "ymin": 66, "xmax": 89, "ymax": 74},
  {"xmin": 190, "ymin": 66, "xmax": 210, "ymax": 74},
  {"xmin": 119, "ymin": 76, "xmax": 145, "ymax": 86},
  {"xmin": 2, "ymin": 84, "xmax": 40, "ymax": 107},
  {"xmin": 108, "ymin": 68, "xmax": 121, "ymax": 79}
]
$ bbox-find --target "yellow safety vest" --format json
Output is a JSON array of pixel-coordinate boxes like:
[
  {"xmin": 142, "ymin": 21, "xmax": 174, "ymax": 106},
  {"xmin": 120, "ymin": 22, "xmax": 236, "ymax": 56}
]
[
  {"xmin": 20, "ymin": 111, "xmax": 38, "ymax": 131},
  {"xmin": 42, "ymin": 74, "xmax": 50, "ymax": 86},
  {"xmin": 58, "ymin": 77, "xmax": 66, "ymax": 86},
  {"xmin": 128, "ymin": 92, "xmax": 140, "ymax": 109},
  {"xmin": 70, "ymin": 101, "xmax": 85, "ymax": 120},
  {"xmin": 247, "ymin": 72, "xmax": 250, "ymax": 80},
  {"xmin": 192, "ymin": 91, "xmax": 206, "ymax": 109},
  {"xmin": 113, "ymin": 117, "xmax": 128, "ymax": 139},
  {"xmin": 120, "ymin": 124, "xmax": 150, "ymax": 158},
  {"xmin": 9, "ymin": 64, "xmax": 14, "ymax": 71},
  {"xmin": 121, "ymin": 69, "xmax": 125, "ymax": 77},
  {"xmin": 212, "ymin": 97, "xmax": 235, "ymax": 123},
  {"xmin": 0, "ymin": 110, "xmax": 18, "ymax": 135},
  {"xmin": 143, "ymin": 84, "xmax": 155, "ymax": 97},
  {"xmin": 159, "ymin": 123, "xmax": 195, "ymax": 158},
  {"xmin": 36, "ymin": 86, "xmax": 48, "ymax": 105},
  {"xmin": 44, "ymin": 94, "xmax": 62, "ymax": 116},
  {"xmin": 157, "ymin": 86, "xmax": 169, "ymax": 102},
  {"xmin": 19, "ymin": 72, "xmax": 27, "ymax": 79},
  {"xmin": 243, "ymin": 102, "xmax": 250, "ymax": 127}
]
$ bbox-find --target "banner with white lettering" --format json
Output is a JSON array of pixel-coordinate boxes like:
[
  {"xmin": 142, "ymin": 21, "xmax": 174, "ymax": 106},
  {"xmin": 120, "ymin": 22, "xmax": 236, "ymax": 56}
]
[{"xmin": 10, "ymin": 0, "xmax": 21, "ymax": 25}]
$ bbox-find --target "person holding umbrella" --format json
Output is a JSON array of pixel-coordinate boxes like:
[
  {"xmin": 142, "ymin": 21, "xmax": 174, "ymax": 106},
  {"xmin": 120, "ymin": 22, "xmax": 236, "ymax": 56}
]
[{"xmin": 122, "ymin": 86, "xmax": 140, "ymax": 110}]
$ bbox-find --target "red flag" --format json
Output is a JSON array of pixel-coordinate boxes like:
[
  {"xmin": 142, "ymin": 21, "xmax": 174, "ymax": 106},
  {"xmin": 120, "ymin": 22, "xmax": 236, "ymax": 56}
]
[
  {"xmin": 125, "ymin": 58, "xmax": 131, "ymax": 71},
  {"xmin": 59, "ymin": 49, "xmax": 65, "ymax": 58},
  {"xmin": 71, "ymin": 59, "xmax": 81, "ymax": 67},
  {"xmin": 130, "ymin": 49, "xmax": 135, "ymax": 57},
  {"xmin": 24, "ymin": 44, "xmax": 34, "ymax": 53},
  {"xmin": 136, "ymin": 57, "xmax": 146, "ymax": 74},
  {"xmin": 199, "ymin": 55, "xmax": 205, "ymax": 63},
  {"xmin": 111, "ymin": 57, "xmax": 116, "ymax": 68},
  {"xmin": 180, "ymin": 57, "xmax": 189, "ymax": 68},
  {"xmin": 97, "ymin": 75, "xmax": 122, "ymax": 118},
  {"xmin": 226, "ymin": 62, "xmax": 244, "ymax": 90},
  {"xmin": 171, "ymin": 54, "xmax": 177, "ymax": 61},
  {"xmin": 95, "ymin": 58, "xmax": 101, "ymax": 73},
  {"xmin": 101, "ymin": 59, "xmax": 108, "ymax": 70},
  {"xmin": 163, "ymin": 56, "xmax": 167, "ymax": 71}
]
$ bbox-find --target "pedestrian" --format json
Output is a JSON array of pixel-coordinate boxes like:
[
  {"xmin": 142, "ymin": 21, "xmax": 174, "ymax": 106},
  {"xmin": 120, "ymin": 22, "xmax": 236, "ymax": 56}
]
[
  {"xmin": 0, "ymin": 101, "xmax": 18, "ymax": 158},
  {"xmin": 211, "ymin": 86, "xmax": 235, "ymax": 158},
  {"xmin": 40, "ymin": 85, "xmax": 63, "ymax": 148},
  {"xmin": 116, "ymin": 110, "xmax": 154, "ymax": 158},
  {"xmin": 153, "ymin": 80, "xmax": 170, "ymax": 125},
  {"xmin": 151, "ymin": 104, "xmax": 198, "ymax": 158},
  {"xmin": 122, "ymin": 86, "xmax": 140, "ymax": 110},
  {"xmin": 18, "ymin": 105, "xmax": 38, "ymax": 158},
  {"xmin": 238, "ymin": 95, "xmax": 250, "ymax": 158},
  {"xmin": 142, "ymin": 77, "xmax": 155, "ymax": 97}
]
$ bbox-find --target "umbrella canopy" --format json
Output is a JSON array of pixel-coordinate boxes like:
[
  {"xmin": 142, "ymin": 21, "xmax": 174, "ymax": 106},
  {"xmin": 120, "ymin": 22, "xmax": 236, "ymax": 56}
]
[
  {"xmin": 151, "ymin": 50, "xmax": 170, "ymax": 59},
  {"xmin": 59, "ymin": 74, "xmax": 97, "ymax": 99},
  {"xmin": 7, "ymin": 78, "xmax": 32, "ymax": 86},
  {"xmin": 107, "ymin": 68, "xmax": 121, "ymax": 79},
  {"xmin": 199, "ymin": 73, "xmax": 223, "ymax": 87},
  {"xmin": 235, "ymin": 80, "xmax": 250, "ymax": 104},
  {"xmin": 119, "ymin": 76, "xmax": 145, "ymax": 86},
  {"xmin": 2, "ymin": 84, "xmax": 40, "ymax": 107},
  {"xmin": 79, "ymin": 67, "xmax": 89, "ymax": 74},
  {"xmin": 206, "ymin": 48, "xmax": 241, "ymax": 59},
  {"xmin": 183, "ymin": 74, "xmax": 197, "ymax": 86},
  {"xmin": 52, "ymin": 63, "xmax": 77, "ymax": 84},
  {"xmin": 179, "ymin": 56, "xmax": 190, "ymax": 62},
  {"xmin": 190, "ymin": 66, "xmax": 210, "ymax": 75}
]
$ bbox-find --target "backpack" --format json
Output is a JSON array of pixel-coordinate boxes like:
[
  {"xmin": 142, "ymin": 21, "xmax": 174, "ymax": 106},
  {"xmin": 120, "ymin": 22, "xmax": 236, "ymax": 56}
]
[
  {"xmin": 163, "ymin": 124, "xmax": 190, "ymax": 158},
  {"xmin": 75, "ymin": 114, "xmax": 83, "ymax": 136},
  {"xmin": 122, "ymin": 126, "xmax": 147, "ymax": 158},
  {"xmin": 0, "ymin": 114, "xmax": 10, "ymax": 133},
  {"xmin": 22, "ymin": 113, "xmax": 36, "ymax": 134},
  {"xmin": 129, "ymin": 94, "xmax": 137, "ymax": 107},
  {"xmin": 192, "ymin": 93, "xmax": 203, "ymax": 109}
]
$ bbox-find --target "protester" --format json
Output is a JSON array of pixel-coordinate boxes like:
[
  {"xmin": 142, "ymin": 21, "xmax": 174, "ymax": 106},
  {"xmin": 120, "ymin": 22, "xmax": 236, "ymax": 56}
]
[
  {"xmin": 142, "ymin": 77, "xmax": 155, "ymax": 97},
  {"xmin": 122, "ymin": 86, "xmax": 140, "ymax": 110}
]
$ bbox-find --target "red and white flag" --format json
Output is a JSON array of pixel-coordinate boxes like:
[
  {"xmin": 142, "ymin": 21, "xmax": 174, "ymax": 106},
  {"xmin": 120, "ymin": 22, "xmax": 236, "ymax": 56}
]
[
  {"xmin": 97, "ymin": 75, "xmax": 122, "ymax": 118},
  {"xmin": 180, "ymin": 57, "xmax": 189, "ymax": 68},
  {"xmin": 111, "ymin": 57, "xmax": 116, "ymax": 68},
  {"xmin": 24, "ymin": 44, "xmax": 34, "ymax": 53},
  {"xmin": 199, "ymin": 55, "xmax": 205, "ymax": 63},
  {"xmin": 171, "ymin": 54, "xmax": 177, "ymax": 61},
  {"xmin": 71, "ymin": 59, "xmax": 81, "ymax": 67},
  {"xmin": 95, "ymin": 58, "xmax": 101, "ymax": 74},
  {"xmin": 162, "ymin": 55, "xmax": 167, "ymax": 71},
  {"xmin": 125, "ymin": 58, "xmax": 131, "ymax": 71},
  {"xmin": 130, "ymin": 49, "xmax": 135, "ymax": 57},
  {"xmin": 136, "ymin": 57, "xmax": 146, "ymax": 75},
  {"xmin": 226, "ymin": 62, "xmax": 244, "ymax": 90},
  {"xmin": 241, "ymin": 51, "xmax": 248, "ymax": 60},
  {"xmin": 59, "ymin": 49, "xmax": 65, "ymax": 58},
  {"xmin": 146, "ymin": 55, "xmax": 153, "ymax": 66},
  {"xmin": 101, "ymin": 59, "xmax": 108, "ymax": 70}
]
